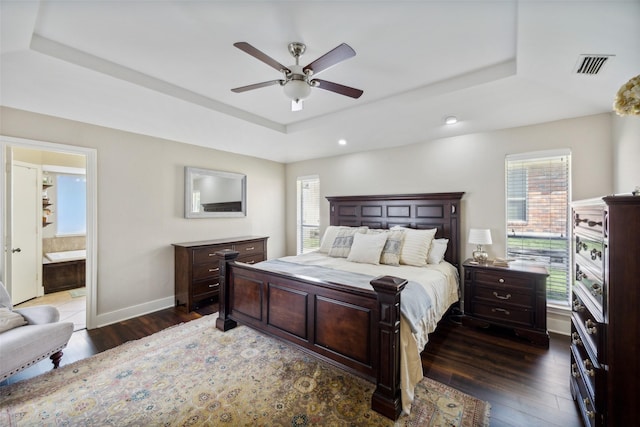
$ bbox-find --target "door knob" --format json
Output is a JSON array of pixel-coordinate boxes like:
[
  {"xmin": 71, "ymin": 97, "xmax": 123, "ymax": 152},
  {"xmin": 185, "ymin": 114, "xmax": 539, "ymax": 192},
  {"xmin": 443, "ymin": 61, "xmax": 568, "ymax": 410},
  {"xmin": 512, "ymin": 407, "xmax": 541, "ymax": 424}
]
[{"xmin": 11, "ymin": 248, "xmax": 21, "ymax": 253}]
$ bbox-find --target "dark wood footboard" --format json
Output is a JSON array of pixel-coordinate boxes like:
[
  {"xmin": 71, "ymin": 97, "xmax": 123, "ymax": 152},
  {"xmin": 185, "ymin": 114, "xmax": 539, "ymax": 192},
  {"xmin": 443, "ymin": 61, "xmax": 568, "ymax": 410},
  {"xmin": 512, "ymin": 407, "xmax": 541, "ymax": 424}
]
[{"xmin": 215, "ymin": 249, "xmax": 407, "ymax": 420}]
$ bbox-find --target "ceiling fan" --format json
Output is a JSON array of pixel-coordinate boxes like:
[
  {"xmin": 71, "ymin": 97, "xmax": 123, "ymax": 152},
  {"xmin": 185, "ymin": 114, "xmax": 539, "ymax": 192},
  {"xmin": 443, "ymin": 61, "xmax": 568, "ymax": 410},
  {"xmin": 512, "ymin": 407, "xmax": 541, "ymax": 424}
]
[{"xmin": 231, "ymin": 42, "xmax": 363, "ymax": 111}]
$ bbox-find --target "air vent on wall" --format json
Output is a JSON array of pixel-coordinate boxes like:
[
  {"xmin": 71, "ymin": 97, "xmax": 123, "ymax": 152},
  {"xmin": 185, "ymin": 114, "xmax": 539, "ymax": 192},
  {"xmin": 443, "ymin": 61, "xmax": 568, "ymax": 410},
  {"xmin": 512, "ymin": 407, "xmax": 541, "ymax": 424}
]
[{"xmin": 574, "ymin": 54, "xmax": 614, "ymax": 75}]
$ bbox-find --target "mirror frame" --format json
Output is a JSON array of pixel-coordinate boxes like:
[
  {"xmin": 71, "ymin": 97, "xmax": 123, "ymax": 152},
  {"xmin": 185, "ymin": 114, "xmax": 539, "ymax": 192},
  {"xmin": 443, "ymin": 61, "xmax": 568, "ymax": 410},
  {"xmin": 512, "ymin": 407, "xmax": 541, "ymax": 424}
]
[{"xmin": 184, "ymin": 166, "xmax": 247, "ymax": 218}]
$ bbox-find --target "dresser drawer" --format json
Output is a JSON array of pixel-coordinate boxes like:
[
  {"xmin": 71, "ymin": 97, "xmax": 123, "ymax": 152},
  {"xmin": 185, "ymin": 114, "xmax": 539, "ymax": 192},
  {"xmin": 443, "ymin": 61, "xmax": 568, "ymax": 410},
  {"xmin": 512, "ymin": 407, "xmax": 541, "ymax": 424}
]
[
  {"xmin": 571, "ymin": 351, "xmax": 602, "ymax": 427},
  {"xmin": 192, "ymin": 279, "xmax": 220, "ymax": 298},
  {"xmin": 573, "ymin": 207, "xmax": 605, "ymax": 239},
  {"xmin": 575, "ymin": 235, "xmax": 604, "ymax": 278},
  {"xmin": 571, "ymin": 322, "xmax": 605, "ymax": 411},
  {"xmin": 235, "ymin": 241, "xmax": 264, "ymax": 257},
  {"xmin": 471, "ymin": 300, "xmax": 533, "ymax": 327},
  {"xmin": 575, "ymin": 263, "xmax": 604, "ymax": 309},
  {"xmin": 193, "ymin": 263, "xmax": 221, "ymax": 281},
  {"xmin": 237, "ymin": 253, "xmax": 264, "ymax": 265},
  {"xmin": 572, "ymin": 294, "xmax": 605, "ymax": 363},
  {"xmin": 474, "ymin": 284, "xmax": 533, "ymax": 308},
  {"xmin": 193, "ymin": 245, "xmax": 233, "ymax": 264},
  {"xmin": 474, "ymin": 270, "xmax": 535, "ymax": 290}
]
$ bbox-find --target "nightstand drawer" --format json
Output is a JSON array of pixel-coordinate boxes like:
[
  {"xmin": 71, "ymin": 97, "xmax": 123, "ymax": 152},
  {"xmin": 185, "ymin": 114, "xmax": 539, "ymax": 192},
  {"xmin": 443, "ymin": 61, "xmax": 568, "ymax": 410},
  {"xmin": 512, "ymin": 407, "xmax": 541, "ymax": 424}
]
[
  {"xmin": 475, "ymin": 270, "xmax": 535, "ymax": 290},
  {"xmin": 474, "ymin": 284, "xmax": 533, "ymax": 308},
  {"xmin": 471, "ymin": 300, "xmax": 533, "ymax": 327}
]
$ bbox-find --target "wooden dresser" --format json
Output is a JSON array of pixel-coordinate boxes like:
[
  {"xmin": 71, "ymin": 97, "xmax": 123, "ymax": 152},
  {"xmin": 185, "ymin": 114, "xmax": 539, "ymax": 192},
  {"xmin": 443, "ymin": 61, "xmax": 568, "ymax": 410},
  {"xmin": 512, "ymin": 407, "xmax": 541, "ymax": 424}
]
[
  {"xmin": 570, "ymin": 196, "xmax": 639, "ymax": 427},
  {"xmin": 462, "ymin": 259, "xmax": 549, "ymax": 347},
  {"xmin": 173, "ymin": 236, "xmax": 268, "ymax": 312}
]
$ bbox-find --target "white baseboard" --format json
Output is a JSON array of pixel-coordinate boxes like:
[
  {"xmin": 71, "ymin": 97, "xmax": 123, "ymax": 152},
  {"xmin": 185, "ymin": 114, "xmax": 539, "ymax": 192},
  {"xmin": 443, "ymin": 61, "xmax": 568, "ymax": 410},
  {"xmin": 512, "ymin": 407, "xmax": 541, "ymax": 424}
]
[
  {"xmin": 547, "ymin": 305, "xmax": 571, "ymax": 336},
  {"xmin": 93, "ymin": 296, "xmax": 174, "ymax": 329}
]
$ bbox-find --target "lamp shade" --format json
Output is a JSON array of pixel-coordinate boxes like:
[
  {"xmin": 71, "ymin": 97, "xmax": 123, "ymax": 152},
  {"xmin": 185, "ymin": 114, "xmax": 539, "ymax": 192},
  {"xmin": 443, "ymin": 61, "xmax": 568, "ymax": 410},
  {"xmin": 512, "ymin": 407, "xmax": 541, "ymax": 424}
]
[{"xmin": 468, "ymin": 228, "xmax": 492, "ymax": 245}]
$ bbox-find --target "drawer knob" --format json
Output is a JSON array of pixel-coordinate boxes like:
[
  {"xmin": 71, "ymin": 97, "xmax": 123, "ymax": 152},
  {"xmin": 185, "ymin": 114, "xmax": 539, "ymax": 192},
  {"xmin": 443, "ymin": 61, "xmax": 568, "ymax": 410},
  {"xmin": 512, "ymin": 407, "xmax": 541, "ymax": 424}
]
[
  {"xmin": 246, "ymin": 260, "xmax": 255, "ymax": 264},
  {"xmin": 583, "ymin": 397, "xmax": 591, "ymax": 406},
  {"xmin": 571, "ymin": 363, "xmax": 580, "ymax": 379},
  {"xmin": 590, "ymin": 283, "xmax": 602, "ymax": 296},
  {"xmin": 498, "ymin": 278, "xmax": 505, "ymax": 284},
  {"xmin": 572, "ymin": 299, "xmax": 584, "ymax": 312},
  {"xmin": 208, "ymin": 268, "xmax": 220, "ymax": 273},
  {"xmin": 491, "ymin": 307, "xmax": 510, "ymax": 316},
  {"xmin": 590, "ymin": 248, "xmax": 602, "ymax": 260},
  {"xmin": 586, "ymin": 411, "xmax": 595, "ymax": 419},
  {"xmin": 209, "ymin": 283, "xmax": 219, "ymax": 288},
  {"xmin": 571, "ymin": 332, "xmax": 583, "ymax": 346},
  {"xmin": 585, "ymin": 319, "xmax": 598, "ymax": 335},
  {"xmin": 245, "ymin": 246, "xmax": 255, "ymax": 251},
  {"xmin": 492, "ymin": 291, "xmax": 511, "ymax": 300}
]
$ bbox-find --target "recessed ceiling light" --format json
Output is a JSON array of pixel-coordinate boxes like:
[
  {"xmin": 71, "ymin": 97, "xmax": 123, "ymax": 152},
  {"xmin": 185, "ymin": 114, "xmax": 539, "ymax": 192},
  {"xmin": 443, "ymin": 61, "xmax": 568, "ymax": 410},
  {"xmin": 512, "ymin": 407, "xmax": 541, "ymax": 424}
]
[
  {"xmin": 444, "ymin": 115, "xmax": 458, "ymax": 125},
  {"xmin": 338, "ymin": 139, "xmax": 347, "ymax": 145}
]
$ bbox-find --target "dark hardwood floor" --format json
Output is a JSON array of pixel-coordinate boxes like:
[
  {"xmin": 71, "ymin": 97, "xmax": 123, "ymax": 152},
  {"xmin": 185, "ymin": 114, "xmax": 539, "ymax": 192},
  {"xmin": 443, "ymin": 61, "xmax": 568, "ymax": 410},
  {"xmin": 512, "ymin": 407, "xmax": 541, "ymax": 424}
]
[{"xmin": 3, "ymin": 304, "xmax": 582, "ymax": 427}]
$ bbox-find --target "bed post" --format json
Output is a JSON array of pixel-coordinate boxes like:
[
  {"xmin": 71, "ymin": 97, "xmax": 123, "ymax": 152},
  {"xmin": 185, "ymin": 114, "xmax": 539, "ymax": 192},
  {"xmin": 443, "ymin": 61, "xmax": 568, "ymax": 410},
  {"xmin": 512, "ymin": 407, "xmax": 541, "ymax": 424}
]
[
  {"xmin": 370, "ymin": 275, "xmax": 407, "ymax": 421},
  {"xmin": 215, "ymin": 249, "xmax": 239, "ymax": 332}
]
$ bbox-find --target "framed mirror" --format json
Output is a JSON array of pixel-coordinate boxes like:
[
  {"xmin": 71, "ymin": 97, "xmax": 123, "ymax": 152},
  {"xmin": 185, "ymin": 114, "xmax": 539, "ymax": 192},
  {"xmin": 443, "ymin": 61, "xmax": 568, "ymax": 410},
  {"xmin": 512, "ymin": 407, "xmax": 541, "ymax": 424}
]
[{"xmin": 184, "ymin": 167, "xmax": 246, "ymax": 218}]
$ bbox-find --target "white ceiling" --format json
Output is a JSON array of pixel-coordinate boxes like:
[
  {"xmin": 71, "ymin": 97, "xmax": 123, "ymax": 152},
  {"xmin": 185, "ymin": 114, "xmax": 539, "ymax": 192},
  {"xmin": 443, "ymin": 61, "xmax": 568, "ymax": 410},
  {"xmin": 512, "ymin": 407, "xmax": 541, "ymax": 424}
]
[{"xmin": 1, "ymin": 1, "xmax": 639, "ymax": 163}]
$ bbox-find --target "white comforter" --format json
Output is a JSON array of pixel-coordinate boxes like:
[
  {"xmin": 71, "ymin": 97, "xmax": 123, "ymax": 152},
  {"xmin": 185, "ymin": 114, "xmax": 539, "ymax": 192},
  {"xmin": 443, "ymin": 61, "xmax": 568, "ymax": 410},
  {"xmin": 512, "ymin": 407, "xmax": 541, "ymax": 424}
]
[{"xmin": 257, "ymin": 251, "xmax": 460, "ymax": 414}]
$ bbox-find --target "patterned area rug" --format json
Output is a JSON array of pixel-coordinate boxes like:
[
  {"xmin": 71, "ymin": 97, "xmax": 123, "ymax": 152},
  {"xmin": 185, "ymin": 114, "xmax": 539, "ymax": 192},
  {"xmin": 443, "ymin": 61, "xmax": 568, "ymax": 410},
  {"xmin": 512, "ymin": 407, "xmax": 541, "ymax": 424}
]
[{"xmin": 0, "ymin": 314, "xmax": 490, "ymax": 426}]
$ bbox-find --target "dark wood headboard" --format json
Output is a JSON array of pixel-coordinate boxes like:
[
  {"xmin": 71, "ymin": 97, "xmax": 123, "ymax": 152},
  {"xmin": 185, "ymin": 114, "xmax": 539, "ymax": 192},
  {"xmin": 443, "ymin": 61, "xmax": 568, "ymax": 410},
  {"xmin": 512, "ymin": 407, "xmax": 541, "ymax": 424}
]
[{"xmin": 326, "ymin": 192, "xmax": 464, "ymax": 267}]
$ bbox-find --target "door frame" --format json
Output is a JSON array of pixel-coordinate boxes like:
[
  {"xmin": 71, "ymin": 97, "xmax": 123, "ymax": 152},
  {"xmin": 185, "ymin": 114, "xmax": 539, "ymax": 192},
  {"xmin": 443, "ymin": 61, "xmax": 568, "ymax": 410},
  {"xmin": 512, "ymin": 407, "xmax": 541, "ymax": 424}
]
[{"xmin": 1, "ymin": 136, "xmax": 98, "ymax": 329}]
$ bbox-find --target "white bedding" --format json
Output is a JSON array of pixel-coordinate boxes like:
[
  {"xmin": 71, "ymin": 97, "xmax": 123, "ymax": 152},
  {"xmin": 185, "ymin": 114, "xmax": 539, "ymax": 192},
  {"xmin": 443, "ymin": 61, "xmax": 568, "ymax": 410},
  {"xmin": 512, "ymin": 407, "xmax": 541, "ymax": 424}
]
[{"xmin": 255, "ymin": 251, "xmax": 460, "ymax": 414}]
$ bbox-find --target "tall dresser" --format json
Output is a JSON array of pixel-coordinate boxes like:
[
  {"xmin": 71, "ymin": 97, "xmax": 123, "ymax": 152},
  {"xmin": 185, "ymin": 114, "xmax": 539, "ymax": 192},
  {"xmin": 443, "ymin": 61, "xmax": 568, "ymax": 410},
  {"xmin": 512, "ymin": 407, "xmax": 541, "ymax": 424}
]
[
  {"xmin": 173, "ymin": 236, "xmax": 268, "ymax": 312},
  {"xmin": 570, "ymin": 196, "xmax": 639, "ymax": 427}
]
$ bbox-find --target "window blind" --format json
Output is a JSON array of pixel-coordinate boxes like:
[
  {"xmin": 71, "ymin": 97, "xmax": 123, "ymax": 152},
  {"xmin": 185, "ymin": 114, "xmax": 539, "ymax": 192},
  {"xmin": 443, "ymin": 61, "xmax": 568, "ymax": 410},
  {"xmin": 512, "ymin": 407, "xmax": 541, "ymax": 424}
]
[
  {"xmin": 297, "ymin": 176, "xmax": 320, "ymax": 254},
  {"xmin": 505, "ymin": 151, "xmax": 571, "ymax": 306}
]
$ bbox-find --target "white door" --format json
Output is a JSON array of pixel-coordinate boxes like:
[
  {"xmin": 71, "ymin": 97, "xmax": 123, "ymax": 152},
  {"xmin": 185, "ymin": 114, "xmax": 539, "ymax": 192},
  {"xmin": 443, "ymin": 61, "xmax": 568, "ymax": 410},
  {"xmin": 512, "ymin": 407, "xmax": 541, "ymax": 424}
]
[{"xmin": 10, "ymin": 163, "xmax": 40, "ymax": 305}]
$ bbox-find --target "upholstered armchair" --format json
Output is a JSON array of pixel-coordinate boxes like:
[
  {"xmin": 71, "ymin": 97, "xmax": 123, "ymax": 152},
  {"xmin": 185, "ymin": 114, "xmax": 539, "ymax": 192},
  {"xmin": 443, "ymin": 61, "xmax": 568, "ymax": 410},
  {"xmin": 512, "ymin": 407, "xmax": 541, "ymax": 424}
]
[{"xmin": 0, "ymin": 282, "xmax": 74, "ymax": 381}]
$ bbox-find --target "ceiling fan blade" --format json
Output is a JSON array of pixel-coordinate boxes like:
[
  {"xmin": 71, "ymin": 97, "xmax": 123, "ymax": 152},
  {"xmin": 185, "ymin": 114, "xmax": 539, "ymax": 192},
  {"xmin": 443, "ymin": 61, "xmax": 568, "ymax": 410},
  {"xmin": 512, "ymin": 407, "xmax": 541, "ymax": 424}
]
[
  {"xmin": 313, "ymin": 79, "xmax": 363, "ymax": 99},
  {"xmin": 303, "ymin": 43, "xmax": 356, "ymax": 75},
  {"xmin": 233, "ymin": 42, "xmax": 291, "ymax": 73},
  {"xmin": 231, "ymin": 80, "xmax": 282, "ymax": 93}
]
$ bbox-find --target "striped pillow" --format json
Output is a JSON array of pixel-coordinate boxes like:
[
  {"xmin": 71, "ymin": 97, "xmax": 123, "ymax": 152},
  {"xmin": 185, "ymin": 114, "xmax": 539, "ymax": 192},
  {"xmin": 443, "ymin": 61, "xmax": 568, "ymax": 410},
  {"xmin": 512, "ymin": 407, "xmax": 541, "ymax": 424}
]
[{"xmin": 392, "ymin": 226, "xmax": 437, "ymax": 267}]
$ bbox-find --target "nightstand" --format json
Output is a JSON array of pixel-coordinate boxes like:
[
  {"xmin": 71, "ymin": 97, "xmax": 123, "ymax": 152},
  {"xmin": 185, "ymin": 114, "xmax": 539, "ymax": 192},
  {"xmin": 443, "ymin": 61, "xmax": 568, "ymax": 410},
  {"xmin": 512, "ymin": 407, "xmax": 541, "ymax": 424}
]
[{"xmin": 462, "ymin": 258, "xmax": 549, "ymax": 347}]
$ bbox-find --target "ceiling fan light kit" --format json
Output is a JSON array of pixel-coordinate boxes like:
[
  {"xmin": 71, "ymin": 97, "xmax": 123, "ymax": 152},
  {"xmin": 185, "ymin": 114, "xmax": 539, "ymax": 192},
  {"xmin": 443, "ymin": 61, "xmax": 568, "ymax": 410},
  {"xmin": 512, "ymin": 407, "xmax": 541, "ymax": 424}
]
[{"xmin": 232, "ymin": 41, "xmax": 363, "ymax": 111}]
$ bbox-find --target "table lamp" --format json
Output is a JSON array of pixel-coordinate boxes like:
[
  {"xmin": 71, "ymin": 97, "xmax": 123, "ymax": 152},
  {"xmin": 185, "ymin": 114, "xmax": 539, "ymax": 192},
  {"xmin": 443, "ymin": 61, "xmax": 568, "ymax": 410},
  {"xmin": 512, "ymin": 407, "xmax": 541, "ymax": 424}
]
[{"xmin": 469, "ymin": 228, "xmax": 492, "ymax": 264}]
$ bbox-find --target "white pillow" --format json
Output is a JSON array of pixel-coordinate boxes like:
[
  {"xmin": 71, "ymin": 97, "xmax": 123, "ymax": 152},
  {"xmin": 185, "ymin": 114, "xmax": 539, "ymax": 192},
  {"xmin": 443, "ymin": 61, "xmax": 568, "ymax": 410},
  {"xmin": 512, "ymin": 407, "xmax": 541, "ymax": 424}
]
[
  {"xmin": 0, "ymin": 307, "xmax": 27, "ymax": 333},
  {"xmin": 328, "ymin": 227, "xmax": 368, "ymax": 258},
  {"xmin": 319, "ymin": 226, "xmax": 345, "ymax": 253},
  {"xmin": 392, "ymin": 226, "xmax": 437, "ymax": 267},
  {"xmin": 427, "ymin": 238, "xmax": 449, "ymax": 264},
  {"xmin": 347, "ymin": 232, "xmax": 388, "ymax": 265}
]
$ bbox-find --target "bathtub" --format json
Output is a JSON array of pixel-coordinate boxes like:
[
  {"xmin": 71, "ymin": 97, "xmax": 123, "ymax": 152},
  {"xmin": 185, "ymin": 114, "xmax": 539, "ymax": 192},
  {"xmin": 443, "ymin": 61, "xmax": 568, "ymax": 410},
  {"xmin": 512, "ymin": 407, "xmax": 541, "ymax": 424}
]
[{"xmin": 45, "ymin": 249, "xmax": 86, "ymax": 263}]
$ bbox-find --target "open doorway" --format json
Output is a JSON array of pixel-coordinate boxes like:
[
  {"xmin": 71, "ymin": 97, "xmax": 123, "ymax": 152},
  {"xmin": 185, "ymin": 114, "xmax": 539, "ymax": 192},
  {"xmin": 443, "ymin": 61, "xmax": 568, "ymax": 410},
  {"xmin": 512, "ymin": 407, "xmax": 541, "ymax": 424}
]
[{"xmin": 1, "ymin": 136, "xmax": 97, "ymax": 330}]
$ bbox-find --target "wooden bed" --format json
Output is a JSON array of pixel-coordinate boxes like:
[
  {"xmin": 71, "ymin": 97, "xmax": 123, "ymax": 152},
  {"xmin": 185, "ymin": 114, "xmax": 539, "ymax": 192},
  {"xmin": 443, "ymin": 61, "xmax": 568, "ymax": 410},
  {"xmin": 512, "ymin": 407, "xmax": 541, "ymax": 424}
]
[{"xmin": 215, "ymin": 192, "xmax": 464, "ymax": 420}]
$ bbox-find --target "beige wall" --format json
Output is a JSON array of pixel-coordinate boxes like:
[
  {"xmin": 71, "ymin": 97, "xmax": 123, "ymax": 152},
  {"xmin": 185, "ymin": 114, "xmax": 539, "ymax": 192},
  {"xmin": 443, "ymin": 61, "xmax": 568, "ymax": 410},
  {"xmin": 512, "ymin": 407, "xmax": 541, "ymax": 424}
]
[
  {"xmin": 1, "ymin": 107, "xmax": 286, "ymax": 325},
  {"xmin": 285, "ymin": 113, "xmax": 614, "ymax": 260},
  {"xmin": 612, "ymin": 114, "xmax": 640, "ymax": 194}
]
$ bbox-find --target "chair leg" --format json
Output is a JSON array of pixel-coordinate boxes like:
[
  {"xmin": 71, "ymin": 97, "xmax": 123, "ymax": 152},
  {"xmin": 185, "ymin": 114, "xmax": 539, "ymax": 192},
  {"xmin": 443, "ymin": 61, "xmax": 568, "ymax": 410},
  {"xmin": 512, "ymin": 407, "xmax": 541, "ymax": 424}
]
[{"xmin": 50, "ymin": 350, "xmax": 64, "ymax": 369}]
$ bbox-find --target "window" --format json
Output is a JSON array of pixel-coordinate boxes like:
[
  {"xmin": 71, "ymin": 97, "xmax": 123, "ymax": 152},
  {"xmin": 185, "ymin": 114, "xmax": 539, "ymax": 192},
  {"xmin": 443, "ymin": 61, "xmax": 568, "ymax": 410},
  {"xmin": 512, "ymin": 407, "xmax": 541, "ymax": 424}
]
[
  {"xmin": 505, "ymin": 150, "xmax": 571, "ymax": 306},
  {"xmin": 296, "ymin": 176, "xmax": 320, "ymax": 254},
  {"xmin": 57, "ymin": 174, "xmax": 87, "ymax": 235}
]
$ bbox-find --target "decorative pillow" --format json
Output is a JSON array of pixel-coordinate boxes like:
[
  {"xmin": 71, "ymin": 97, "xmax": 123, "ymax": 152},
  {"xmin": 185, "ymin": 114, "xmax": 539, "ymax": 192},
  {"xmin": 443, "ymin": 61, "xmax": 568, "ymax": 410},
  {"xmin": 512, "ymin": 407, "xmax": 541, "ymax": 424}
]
[
  {"xmin": 319, "ymin": 226, "xmax": 345, "ymax": 253},
  {"xmin": 367, "ymin": 229, "xmax": 405, "ymax": 266},
  {"xmin": 0, "ymin": 307, "xmax": 27, "ymax": 333},
  {"xmin": 328, "ymin": 227, "xmax": 368, "ymax": 258},
  {"xmin": 392, "ymin": 226, "xmax": 438, "ymax": 267},
  {"xmin": 427, "ymin": 238, "xmax": 449, "ymax": 264},
  {"xmin": 347, "ymin": 232, "xmax": 388, "ymax": 265}
]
